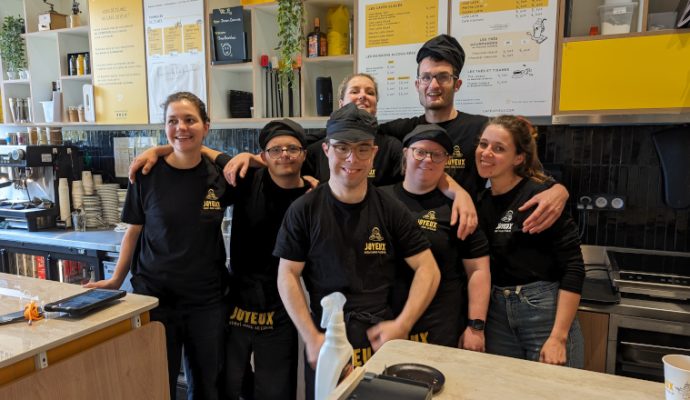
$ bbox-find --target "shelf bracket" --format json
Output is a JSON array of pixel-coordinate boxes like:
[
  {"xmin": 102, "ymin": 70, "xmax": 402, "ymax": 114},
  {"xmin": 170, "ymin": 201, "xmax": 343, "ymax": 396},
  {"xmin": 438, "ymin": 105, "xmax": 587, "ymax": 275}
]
[{"xmin": 34, "ymin": 351, "xmax": 48, "ymax": 369}]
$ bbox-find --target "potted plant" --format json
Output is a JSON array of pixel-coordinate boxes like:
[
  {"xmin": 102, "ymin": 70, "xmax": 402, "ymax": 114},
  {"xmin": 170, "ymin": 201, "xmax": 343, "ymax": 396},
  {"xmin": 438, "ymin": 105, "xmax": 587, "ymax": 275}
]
[
  {"xmin": 276, "ymin": 0, "xmax": 304, "ymax": 86},
  {"xmin": 0, "ymin": 15, "xmax": 27, "ymax": 80}
]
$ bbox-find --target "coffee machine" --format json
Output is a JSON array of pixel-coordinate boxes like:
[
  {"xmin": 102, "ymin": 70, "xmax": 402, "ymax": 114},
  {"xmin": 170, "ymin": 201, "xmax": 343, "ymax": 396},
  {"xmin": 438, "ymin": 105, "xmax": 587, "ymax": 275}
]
[{"xmin": 0, "ymin": 145, "xmax": 82, "ymax": 230}]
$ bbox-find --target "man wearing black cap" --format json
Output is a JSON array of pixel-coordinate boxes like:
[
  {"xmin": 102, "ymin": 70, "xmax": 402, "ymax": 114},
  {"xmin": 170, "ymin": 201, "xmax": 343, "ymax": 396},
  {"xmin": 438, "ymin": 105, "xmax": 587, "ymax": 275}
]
[
  {"xmin": 381, "ymin": 124, "xmax": 491, "ymax": 352},
  {"xmin": 274, "ymin": 103, "xmax": 440, "ymax": 400},
  {"xmin": 212, "ymin": 119, "xmax": 310, "ymax": 400},
  {"xmin": 379, "ymin": 34, "xmax": 569, "ymax": 234}
]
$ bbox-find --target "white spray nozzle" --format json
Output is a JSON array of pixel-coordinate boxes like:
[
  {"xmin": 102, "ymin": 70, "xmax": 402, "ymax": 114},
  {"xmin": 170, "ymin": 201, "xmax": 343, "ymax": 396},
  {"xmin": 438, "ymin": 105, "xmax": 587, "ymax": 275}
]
[{"xmin": 320, "ymin": 292, "xmax": 346, "ymax": 329}]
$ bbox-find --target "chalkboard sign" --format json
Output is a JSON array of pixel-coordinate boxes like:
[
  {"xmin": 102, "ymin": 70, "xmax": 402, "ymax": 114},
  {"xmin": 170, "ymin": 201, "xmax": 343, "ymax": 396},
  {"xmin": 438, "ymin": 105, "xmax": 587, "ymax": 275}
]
[{"xmin": 210, "ymin": 6, "xmax": 251, "ymax": 63}]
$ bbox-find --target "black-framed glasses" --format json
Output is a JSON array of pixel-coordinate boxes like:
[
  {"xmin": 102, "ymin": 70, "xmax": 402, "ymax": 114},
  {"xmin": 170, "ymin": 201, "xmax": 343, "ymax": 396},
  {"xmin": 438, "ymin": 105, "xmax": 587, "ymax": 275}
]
[
  {"xmin": 417, "ymin": 72, "xmax": 458, "ymax": 86},
  {"xmin": 265, "ymin": 145, "xmax": 304, "ymax": 159},
  {"xmin": 329, "ymin": 142, "xmax": 375, "ymax": 160},
  {"xmin": 410, "ymin": 147, "xmax": 448, "ymax": 164}
]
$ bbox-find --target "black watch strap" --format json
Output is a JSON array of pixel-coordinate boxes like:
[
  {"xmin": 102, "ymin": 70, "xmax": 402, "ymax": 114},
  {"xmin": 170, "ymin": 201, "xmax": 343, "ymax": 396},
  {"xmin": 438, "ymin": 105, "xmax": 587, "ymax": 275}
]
[{"xmin": 468, "ymin": 319, "xmax": 485, "ymax": 331}]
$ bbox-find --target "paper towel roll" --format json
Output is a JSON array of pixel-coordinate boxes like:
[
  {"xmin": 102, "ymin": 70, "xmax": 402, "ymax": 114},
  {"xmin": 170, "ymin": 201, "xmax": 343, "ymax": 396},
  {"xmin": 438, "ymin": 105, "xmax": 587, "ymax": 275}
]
[{"xmin": 58, "ymin": 178, "xmax": 72, "ymax": 227}]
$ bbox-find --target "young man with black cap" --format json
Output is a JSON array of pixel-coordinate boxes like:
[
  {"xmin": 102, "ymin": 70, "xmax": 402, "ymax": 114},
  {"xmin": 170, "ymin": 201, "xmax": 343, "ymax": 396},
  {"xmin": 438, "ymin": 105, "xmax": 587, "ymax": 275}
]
[
  {"xmin": 379, "ymin": 34, "xmax": 569, "ymax": 234},
  {"xmin": 214, "ymin": 119, "xmax": 310, "ymax": 400},
  {"xmin": 274, "ymin": 103, "xmax": 440, "ymax": 400},
  {"xmin": 381, "ymin": 124, "xmax": 491, "ymax": 351}
]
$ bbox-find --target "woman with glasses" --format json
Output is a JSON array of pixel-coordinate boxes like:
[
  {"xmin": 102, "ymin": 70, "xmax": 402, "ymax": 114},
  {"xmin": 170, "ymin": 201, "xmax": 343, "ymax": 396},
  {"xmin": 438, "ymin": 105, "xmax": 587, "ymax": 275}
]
[
  {"xmin": 475, "ymin": 116, "xmax": 584, "ymax": 367},
  {"xmin": 381, "ymin": 124, "xmax": 491, "ymax": 350}
]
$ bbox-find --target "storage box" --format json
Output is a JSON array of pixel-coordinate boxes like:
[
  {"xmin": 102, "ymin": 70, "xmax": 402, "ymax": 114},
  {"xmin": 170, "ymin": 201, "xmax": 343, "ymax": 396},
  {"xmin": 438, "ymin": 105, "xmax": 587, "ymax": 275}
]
[
  {"xmin": 599, "ymin": 2, "xmax": 637, "ymax": 35},
  {"xmin": 38, "ymin": 11, "xmax": 67, "ymax": 31},
  {"xmin": 647, "ymin": 11, "xmax": 678, "ymax": 30}
]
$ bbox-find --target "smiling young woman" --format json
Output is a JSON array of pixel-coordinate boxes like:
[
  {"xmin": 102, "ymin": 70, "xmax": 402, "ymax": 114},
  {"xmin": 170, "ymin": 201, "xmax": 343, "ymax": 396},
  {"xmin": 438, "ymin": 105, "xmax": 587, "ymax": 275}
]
[{"xmin": 474, "ymin": 115, "xmax": 585, "ymax": 368}]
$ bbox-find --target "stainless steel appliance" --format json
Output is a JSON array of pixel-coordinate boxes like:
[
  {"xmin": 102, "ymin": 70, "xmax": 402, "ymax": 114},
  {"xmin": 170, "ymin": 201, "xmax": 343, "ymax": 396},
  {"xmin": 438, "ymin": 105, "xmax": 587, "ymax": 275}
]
[
  {"xmin": 605, "ymin": 249, "xmax": 690, "ymax": 382},
  {"xmin": 0, "ymin": 144, "xmax": 82, "ymax": 230}
]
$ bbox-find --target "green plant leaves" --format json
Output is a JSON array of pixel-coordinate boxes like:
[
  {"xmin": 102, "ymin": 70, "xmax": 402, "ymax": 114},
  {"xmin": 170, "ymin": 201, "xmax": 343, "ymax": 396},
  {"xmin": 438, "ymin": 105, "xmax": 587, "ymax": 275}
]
[{"xmin": 276, "ymin": 0, "xmax": 304, "ymax": 86}]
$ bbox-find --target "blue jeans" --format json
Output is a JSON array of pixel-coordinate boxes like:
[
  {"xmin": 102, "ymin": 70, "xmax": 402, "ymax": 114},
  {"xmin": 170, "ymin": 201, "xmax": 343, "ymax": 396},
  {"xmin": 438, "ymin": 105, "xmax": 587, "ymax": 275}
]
[{"xmin": 485, "ymin": 281, "xmax": 584, "ymax": 368}]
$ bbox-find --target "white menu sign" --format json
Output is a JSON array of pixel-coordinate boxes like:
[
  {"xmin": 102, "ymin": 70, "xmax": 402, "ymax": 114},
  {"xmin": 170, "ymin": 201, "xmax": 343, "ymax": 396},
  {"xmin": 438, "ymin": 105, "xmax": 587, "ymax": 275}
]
[
  {"xmin": 450, "ymin": 0, "xmax": 557, "ymax": 116},
  {"xmin": 357, "ymin": 0, "xmax": 448, "ymax": 120},
  {"xmin": 144, "ymin": 0, "xmax": 207, "ymax": 123}
]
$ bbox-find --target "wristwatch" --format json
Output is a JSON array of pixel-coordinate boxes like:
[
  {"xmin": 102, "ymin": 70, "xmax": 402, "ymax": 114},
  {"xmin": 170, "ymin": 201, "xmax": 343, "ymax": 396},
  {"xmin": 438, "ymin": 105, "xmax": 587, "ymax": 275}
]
[{"xmin": 467, "ymin": 319, "xmax": 485, "ymax": 331}]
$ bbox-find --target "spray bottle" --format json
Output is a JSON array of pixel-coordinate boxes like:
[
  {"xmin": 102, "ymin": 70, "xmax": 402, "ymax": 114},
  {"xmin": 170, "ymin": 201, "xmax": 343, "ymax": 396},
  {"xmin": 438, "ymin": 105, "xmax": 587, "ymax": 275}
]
[{"xmin": 314, "ymin": 292, "xmax": 353, "ymax": 400}]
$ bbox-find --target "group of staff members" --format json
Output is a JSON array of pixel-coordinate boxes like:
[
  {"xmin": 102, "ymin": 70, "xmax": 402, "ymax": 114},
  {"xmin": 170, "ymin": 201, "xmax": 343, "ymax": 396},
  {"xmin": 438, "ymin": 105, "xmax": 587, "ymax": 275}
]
[{"xmin": 90, "ymin": 34, "xmax": 585, "ymax": 400}]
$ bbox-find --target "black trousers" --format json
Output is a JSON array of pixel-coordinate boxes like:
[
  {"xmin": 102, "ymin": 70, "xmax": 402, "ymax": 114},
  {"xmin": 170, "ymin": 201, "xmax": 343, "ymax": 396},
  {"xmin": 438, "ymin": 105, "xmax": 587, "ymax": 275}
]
[
  {"xmin": 224, "ymin": 307, "xmax": 298, "ymax": 400},
  {"xmin": 150, "ymin": 302, "xmax": 227, "ymax": 400}
]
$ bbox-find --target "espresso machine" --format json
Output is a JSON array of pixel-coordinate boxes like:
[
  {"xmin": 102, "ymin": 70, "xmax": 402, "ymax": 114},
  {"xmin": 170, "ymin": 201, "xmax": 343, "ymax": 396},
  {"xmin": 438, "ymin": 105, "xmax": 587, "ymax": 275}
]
[{"xmin": 0, "ymin": 145, "xmax": 82, "ymax": 230}]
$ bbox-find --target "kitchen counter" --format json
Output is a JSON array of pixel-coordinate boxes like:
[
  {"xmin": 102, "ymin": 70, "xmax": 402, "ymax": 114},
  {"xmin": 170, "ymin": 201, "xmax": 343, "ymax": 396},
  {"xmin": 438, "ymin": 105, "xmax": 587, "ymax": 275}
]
[
  {"xmin": 349, "ymin": 339, "xmax": 662, "ymax": 399},
  {"xmin": 0, "ymin": 228, "xmax": 124, "ymax": 253},
  {"xmin": 0, "ymin": 273, "xmax": 158, "ymax": 383}
]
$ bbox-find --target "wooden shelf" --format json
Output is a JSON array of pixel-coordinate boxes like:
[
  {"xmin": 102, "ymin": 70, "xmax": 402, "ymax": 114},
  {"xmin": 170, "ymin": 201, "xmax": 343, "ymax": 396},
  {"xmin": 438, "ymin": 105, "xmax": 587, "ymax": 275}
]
[
  {"xmin": 24, "ymin": 25, "xmax": 89, "ymax": 39},
  {"xmin": 211, "ymin": 62, "xmax": 253, "ymax": 72},
  {"xmin": 60, "ymin": 74, "xmax": 92, "ymax": 81},
  {"xmin": 302, "ymin": 54, "xmax": 354, "ymax": 64},
  {"xmin": 1, "ymin": 79, "xmax": 30, "ymax": 85}
]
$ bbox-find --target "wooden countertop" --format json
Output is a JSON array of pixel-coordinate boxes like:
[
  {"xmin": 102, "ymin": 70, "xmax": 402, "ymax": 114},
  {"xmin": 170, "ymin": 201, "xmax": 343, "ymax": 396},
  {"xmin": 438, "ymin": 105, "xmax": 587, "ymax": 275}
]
[
  {"xmin": 360, "ymin": 340, "xmax": 662, "ymax": 400},
  {"xmin": 0, "ymin": 273, "xmax": 158, "ymax": 369}
]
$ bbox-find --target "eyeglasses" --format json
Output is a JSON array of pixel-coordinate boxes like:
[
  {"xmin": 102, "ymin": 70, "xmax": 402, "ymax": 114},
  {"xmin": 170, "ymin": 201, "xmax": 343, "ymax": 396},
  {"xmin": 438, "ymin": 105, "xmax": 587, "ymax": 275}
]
[
  {"xmin": 329, "ymin": 143, "xmax": 375, "ymax": 160},
  {"xmin": 417, "ymin": 72, "xmax": 458, "ymax": 86},
  {"xmin": 265, "ymin": 145, "xmax": 304, "ymax": 159},
  {"xmin": 410, "ymin": 147, "xmax": 448, "ymax": 164}
]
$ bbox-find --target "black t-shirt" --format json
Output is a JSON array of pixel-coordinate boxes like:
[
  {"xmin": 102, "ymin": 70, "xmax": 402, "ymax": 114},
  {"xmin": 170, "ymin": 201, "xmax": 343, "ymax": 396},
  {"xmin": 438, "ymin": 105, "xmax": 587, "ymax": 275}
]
[
  {"xmin": 273, "ymin": 183, "xmax": 431, "ymax": 323},
  {"xmin": 302, "ymin": 134, "xmax": 403, "ymax": 187},
  {"xmin": 379, "ymin": 112, "xmax": 489, "ymax": 197},
  {"xmin": 381, "ymin": 183, "xmax": 489, "ymax": 284},
  {"xmin": 477, "ymin": 178, "xmax": 584, "ymax": 294},
  {"xmin": 381, "ymin": 183, "xmax": 489, "ymax": 332},
  {"xmin": 226, "ymin": 167, "xmax": 309, "ymax": 311},
  {"xmin": 123, "ymin": 156, "xmax": 232, "ymax": 307}
]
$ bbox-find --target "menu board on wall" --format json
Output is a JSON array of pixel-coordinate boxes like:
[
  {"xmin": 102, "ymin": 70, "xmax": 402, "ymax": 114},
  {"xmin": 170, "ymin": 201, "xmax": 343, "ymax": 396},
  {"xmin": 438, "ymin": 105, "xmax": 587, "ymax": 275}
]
[
  {"xmin": 89, "ymin": 0, "xmax": 149, "ymax": 124},
  {"xmin": 144, "ymin": 0, "xmax": 207, "ymax": 123},
  {"xmin": 450, "ymin": 0, "xmax": 557, "ymax": 116},
  {"xmin": 357, "ymin": 0, "xmax": 448, "ymax": 120}
]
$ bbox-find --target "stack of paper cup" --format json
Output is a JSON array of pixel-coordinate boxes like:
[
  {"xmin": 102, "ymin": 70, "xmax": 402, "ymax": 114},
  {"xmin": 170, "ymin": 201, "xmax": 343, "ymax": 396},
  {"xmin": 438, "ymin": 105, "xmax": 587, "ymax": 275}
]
[
  {"xmin": 93, "ymin": 174, "xmax": 103, "ymax": 186},
  {"xmin": 82, "ymin": 170, "xmax": 94, "ymax": 195},
  {"xmin": 71, "ymin": 180, "xmax": 84, "ymax": 210},
  {"xmin": 58, "ymin": 178, "xmax": 72, "ymax": 228},
  {"xmin": 664, "ymin": 354, "xmax": 690, "ymax": 400}
]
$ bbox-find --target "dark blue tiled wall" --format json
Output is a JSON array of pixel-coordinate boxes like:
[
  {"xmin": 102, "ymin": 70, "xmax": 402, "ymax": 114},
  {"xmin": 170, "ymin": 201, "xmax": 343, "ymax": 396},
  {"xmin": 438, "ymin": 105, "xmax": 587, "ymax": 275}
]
[
  {"xmin": 538, "ymin": 124, "xmax": 690, "ymax": 253},
  {"xmin": 66, "ymin": 124, "xmax": 690, "ymax": 253}
]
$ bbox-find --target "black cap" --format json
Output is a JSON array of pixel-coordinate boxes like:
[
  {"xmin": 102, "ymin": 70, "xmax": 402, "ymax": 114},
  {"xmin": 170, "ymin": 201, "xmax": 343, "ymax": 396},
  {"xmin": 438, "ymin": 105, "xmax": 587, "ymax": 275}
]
[
  {"xmin": 326, "ymin": 103, "xmax": 378, "ymax": 142},
  {"xmin": 259, "ymin": 119, "xmax": 306, "ymax": 149},
  {"xmin": 402, "ymin": 124, "xmax": 453, "ymax": 154},
  {"xmin": 416, "ymin": 34, "xmax": 466, "ymax": 75}
]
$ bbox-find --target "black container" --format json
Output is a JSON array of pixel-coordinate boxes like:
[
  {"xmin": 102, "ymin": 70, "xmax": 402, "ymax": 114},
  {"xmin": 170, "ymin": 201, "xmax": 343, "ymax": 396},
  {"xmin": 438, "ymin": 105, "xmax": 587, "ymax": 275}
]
[
  {"xmin": 315, "ymin": 77, "xmax": 333, "ymax": 117},
  {"xmin": 228, "ymin": 90, "xmax": 253, "ymax": 118}
]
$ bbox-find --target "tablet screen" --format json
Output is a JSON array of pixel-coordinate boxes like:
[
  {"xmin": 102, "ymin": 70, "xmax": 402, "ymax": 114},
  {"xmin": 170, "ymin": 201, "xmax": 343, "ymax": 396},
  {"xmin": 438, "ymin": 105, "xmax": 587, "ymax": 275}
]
[{"xmin": 45, "ymin": 289, "xmax": 126, "ymax": 314}]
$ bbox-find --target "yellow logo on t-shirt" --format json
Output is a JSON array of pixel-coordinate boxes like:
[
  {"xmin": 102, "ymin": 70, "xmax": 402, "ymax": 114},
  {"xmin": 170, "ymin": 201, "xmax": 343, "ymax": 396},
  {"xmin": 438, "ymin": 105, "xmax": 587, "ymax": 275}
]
[
  {"xmin": 418, "ymin": 210, "xmax": 438, "ymax": 231},
  {"xmin": 368, "ymin": 168, "xmax": 376, "ymax": 178},
  {"xmin": 364, "ymin": 227, "xmax": 387, "ymax": 254},
  {"xmin": 203, "ymin": 188, "xmax": 221, "ymax": 210},
  {"xmin": 446, "ymin": 145, "xmax": 466, "ymax": 169}
]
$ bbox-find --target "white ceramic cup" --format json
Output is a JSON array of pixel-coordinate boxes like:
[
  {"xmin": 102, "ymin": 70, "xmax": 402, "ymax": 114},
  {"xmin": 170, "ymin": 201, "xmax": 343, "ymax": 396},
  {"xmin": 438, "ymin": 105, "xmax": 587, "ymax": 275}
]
[{"xmin": 663, "ymin": 354, "xmax": 690, "ymax": 400}]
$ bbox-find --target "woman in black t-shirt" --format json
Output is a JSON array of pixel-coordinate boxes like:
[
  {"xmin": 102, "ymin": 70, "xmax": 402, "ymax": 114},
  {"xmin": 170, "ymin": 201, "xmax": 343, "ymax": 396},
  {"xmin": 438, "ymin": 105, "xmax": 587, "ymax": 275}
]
[
  {"xmin": 475, "ymin": 115, "xmax": 584, "ymax": 367},
  {"xmin": 87, "ymin": 92, "xmax": 230, "ymax": 399},
  {"xmin": 382, "ymin": 124, "xmax": 491, "ymax": 350}
]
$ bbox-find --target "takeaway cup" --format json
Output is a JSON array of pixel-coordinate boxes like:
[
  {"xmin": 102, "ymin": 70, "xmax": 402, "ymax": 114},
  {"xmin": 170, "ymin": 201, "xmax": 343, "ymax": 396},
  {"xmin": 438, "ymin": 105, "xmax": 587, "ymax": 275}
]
[{"xmin": 663, "ymin": 354, "xmax": 690, "ymax": 400}]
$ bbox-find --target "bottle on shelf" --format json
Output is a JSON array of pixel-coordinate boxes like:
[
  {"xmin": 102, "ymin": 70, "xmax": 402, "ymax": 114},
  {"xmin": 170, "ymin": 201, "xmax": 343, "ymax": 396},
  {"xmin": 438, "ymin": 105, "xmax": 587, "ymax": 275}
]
[
  {"xmin": 307, "ymin": 17, "xmax": 328, "ymax": 58},
  {"xmin": 84, "ymin": 52, "xmax": 90, "ymax": 75},
  {"xmin": 77, "ymin": 54, "xmax": 85, "ymax": 75},
  {"xmin": 69, "ymin": 55, "xmax": 77, "ymax": 76}
]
